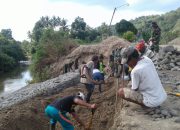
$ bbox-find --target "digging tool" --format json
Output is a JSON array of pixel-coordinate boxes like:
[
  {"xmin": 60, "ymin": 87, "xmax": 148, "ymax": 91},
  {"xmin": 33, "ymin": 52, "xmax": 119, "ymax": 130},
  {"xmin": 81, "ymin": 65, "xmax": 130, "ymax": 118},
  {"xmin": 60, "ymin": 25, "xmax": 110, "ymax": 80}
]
[
  {"xmin": 85, "ymin": 109, "xmax": 96, "ymax": 130},
  {"xmin": 167, "ymin": 92, "xmax": 180, "ymax": 97}
]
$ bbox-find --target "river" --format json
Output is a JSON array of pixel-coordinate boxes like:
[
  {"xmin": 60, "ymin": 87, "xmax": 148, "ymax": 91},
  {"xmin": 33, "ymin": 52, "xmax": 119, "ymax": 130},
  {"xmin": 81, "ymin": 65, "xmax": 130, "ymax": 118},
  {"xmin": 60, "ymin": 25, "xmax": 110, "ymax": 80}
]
[{"xmin": 0, "ymin": 65, "xmax": 32, "ymax": 95}]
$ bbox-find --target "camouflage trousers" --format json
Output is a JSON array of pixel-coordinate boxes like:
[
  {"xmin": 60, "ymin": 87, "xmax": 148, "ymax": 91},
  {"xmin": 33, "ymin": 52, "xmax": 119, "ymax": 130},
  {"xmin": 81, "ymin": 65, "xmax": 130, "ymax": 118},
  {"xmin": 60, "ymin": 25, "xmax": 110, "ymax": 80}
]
[{"xmin": 150, "ymin": 44, "xmax": 159, "ymax": 53}]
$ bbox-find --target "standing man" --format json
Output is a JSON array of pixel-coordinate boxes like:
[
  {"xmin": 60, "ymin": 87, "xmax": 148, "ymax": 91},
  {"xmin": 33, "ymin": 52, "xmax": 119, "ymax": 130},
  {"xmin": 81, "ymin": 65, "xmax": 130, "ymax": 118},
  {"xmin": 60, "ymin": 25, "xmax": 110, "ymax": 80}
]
[
  {"xmin": 149, "ymin": 22, "xmax": 161, "ymax": 53},
  {"xmin": 45, "ymin": 92, "xmax": 97, "ymax": 130},
  {"xmin": 80, "ymin": 55, "xmax": 101, "ymax": 102},
  {"xmin": 118, "ymin": 46, "xmax": 167, "ymax": 108},
  {"xmin": 135, "ymin": 40, "xmax": 155, "ymax": 59}
]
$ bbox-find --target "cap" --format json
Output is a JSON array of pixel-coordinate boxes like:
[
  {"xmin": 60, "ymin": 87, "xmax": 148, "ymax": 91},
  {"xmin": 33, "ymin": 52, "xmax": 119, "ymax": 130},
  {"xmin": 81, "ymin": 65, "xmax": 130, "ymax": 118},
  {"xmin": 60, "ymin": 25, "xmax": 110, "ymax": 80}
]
[
  {"xmin": 135, "ymin": 40, "xmax": 145, "ymax": 52},
  {"xmin": 77, "ymin": 92, "xmax": 85, "ymax": 101},
  {"xmin": 121, "ymin": 46, "xmax": 135, "ymax": 64}
]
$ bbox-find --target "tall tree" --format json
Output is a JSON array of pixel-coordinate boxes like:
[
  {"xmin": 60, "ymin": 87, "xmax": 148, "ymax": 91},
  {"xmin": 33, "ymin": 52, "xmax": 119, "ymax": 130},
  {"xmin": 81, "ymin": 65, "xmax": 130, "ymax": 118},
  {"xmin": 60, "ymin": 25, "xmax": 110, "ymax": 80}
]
[
  {"xmin": 115, "ymin": 19, "xmax": 137, "ymax": 36},
  {"xmin": 1, "ymin": 29, "xmax": 13, "ymax": 40},
  {"xmin": 71, "ymin": 16, "xmax": 87, "ymax": 40}
]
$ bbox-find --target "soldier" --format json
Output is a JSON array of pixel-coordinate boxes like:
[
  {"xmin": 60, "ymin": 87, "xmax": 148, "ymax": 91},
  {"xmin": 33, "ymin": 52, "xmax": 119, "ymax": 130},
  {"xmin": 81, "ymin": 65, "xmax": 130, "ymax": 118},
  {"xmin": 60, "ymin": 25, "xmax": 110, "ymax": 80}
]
[{"xmin": 149, "ymin": 22, "xmax": 161, "ymax": 53}]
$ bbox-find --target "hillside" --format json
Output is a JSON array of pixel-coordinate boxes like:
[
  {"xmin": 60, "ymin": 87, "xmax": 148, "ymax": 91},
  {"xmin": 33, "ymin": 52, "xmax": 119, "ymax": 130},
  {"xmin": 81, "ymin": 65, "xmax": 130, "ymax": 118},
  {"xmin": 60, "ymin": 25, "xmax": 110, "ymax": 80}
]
[
  {"xmin": 130, "ymin": 7, "xmax": 180, "ymax": 44},
  {"xmin": 0, "ymin": 37, "xmax": 180, "ymax": 130}
]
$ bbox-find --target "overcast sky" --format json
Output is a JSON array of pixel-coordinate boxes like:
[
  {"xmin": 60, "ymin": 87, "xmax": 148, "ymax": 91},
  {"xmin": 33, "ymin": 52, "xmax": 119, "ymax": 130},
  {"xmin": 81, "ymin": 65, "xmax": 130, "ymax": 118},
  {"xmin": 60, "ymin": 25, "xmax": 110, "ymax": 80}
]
[{"xmin": 0, "ymin": 0, "xmax": 179, "ymax": 41}]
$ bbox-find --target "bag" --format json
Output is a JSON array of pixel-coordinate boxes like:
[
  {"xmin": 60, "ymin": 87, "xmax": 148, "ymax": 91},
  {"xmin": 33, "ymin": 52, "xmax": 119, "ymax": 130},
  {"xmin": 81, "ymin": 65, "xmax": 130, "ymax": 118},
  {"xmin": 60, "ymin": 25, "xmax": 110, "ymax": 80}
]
[{"xmin": 80, "ymin": 64, "xmax": 88, "ymax": 78}]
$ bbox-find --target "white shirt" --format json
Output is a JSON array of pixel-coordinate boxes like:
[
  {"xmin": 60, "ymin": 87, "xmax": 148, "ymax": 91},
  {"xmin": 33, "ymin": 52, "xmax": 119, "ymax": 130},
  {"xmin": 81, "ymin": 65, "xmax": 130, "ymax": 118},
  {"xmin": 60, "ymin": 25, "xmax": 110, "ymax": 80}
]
[
  {"xmin": 93, "ymin": 69, "xmax": 100, "ymax": 73},
  {"xmin": 131, "ymin": 56, "xmax": 167, "ymax": 107}
]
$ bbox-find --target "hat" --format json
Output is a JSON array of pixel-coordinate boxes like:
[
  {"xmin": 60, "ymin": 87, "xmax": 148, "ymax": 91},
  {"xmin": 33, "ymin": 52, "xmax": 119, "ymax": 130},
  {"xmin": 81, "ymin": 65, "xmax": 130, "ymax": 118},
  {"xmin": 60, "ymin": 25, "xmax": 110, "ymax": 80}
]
[
  {"xmin": 135, "ymin": 40, "xmax": 145, "ymax": 52},
  {"xmin": 121, "ymin": 46, "xmax": 135, "ymax": 64},
  {"xmin": 77, "ymin": 92, "xmax": 85, "ymax": 101}
]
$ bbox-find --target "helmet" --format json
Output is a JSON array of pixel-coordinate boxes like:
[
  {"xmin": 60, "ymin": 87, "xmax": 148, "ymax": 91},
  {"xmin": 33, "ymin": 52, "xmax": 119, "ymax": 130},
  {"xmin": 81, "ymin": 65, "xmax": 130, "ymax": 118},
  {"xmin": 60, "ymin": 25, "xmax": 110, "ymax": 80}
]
[{"xmin": 77, "ymin": 92, "xmax": 85, "ymax": 101}]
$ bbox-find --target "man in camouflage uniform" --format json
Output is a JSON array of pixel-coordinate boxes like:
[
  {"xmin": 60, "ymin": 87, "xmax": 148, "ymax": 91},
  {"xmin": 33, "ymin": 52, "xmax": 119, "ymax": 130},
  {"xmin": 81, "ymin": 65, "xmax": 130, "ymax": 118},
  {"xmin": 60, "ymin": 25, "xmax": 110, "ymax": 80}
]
[{"xmin": 149, "ymin": 22, "xmax": 161, "ymax": 53}]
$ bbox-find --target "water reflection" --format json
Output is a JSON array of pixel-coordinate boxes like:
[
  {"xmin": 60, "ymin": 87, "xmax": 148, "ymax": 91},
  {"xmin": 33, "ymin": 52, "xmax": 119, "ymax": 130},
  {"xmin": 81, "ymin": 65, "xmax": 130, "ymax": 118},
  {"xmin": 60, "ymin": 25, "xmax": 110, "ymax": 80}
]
[{"xmin": 0, "ymin": 66, "xmax": 32, "ymax": 95}]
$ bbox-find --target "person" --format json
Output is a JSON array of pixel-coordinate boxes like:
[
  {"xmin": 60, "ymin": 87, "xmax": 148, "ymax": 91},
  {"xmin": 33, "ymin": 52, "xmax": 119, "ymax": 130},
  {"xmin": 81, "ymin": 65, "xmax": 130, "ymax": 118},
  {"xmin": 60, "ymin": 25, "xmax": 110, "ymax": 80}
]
[
  {"xmin": 149, "ymin": 22, "xmax": 161, "ymax": 53},
  {"xmin": 93, "ymin": 68, "xmax": 105, "ymax": 93},
  {"xmin": 45, "ymin": 92, "xmax": 97, "ymax": 130},
  {"xmin": 80, "ymin": 55, "xmax": 101, "ymax": 102},
  {"xmin": 108, "ymin": 54, "xmax": 114, "ymax": 77},
  {"xmin": 98, "ymin": 54, "xmax": 106, "ymax": 76},
  {"xmin": 135, "ymin": 40, "xmax": 155, "ymax": 59},
  {"xmin": 118, "ymin": 46, "xmax": 167, "ymax": 108}
]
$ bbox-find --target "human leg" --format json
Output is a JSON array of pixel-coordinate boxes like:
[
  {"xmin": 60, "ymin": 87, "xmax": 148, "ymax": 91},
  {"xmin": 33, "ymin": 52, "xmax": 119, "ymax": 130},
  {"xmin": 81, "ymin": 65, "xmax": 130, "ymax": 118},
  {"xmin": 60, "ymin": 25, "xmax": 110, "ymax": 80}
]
[
  {"xmin": 85, "ymin": 84, "xmax": 95, "ymax": 102},
  {"xmin": 45, "ymin": 106, "xmax": 74, "ymax": 130},
  {"xmin": 118, "ymin": 88, "xmax": 145, "ymax": 107},
  {"xmin": 45, "ymin": 106, "xmax": 57, "ymax": 130}
]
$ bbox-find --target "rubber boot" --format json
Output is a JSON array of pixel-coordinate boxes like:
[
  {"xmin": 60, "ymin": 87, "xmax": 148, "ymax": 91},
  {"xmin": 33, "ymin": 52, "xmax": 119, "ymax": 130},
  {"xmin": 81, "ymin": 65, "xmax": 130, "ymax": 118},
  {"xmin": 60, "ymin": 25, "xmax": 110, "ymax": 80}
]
[{"xmin": 50, "ymin": 124, "xmax": 56, "ymax": 130}]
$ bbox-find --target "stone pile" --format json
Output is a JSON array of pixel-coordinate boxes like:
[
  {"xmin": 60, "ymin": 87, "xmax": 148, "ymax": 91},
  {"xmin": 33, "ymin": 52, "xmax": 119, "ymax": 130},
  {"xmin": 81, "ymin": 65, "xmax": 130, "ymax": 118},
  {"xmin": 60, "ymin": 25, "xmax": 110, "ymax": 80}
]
[
  {"xmin": 153, "ymin": 46, "xmax": 180, "ymax": 71},
  {"xmin": 144, "ymin": 106, "xmax": 180, "ymax": 121}
]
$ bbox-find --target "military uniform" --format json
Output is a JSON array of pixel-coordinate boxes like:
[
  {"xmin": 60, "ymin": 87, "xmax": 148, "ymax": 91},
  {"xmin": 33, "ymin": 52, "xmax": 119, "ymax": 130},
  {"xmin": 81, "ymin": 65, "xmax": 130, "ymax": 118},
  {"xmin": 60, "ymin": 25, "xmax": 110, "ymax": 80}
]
[{"xmin": 150, "ymin": 22, "xmax": 161, "ymax": 53}]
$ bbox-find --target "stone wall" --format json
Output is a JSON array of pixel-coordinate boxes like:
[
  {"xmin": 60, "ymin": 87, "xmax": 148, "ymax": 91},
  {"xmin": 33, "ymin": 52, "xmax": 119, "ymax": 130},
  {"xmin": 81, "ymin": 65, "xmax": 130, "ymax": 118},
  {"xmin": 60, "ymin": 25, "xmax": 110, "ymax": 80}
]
[
  {"xmin": 0, "ymin": 71, "xmax": 80, "ymax": 110},
  {"xmin": 154, "ymin": 46, "xmax": 180, "ymax": 71}
]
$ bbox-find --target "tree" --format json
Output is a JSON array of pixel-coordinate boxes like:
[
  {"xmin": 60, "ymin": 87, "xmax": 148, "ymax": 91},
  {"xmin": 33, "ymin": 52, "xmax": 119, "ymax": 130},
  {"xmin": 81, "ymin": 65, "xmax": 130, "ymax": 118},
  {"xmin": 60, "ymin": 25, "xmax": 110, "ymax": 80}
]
[
  {"xmin": 97, "ymin": 22, "xmax": 109, "ymax": 39},
  {"xmin": 115, "ymin": 19, "xmax": 137, "ymax": 36},
  {"xmin": 71, "ymin": 16, "xmax": 87, "ymax": 40},
  {"xmin": 1, "ymin": 29, "xmax": 13, "ymax": 40},
  {"xmin": 122, "ymin": 31, "xmax": 136, "ymax": 42}
]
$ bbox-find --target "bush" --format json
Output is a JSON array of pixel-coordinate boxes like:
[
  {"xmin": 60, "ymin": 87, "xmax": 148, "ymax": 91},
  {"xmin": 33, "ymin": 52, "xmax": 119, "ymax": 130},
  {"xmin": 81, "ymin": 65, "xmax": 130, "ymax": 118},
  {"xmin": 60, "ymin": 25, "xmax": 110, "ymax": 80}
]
[{"xmin": 122, "ymin": 31, "xmax": 136, "ymax": 42}]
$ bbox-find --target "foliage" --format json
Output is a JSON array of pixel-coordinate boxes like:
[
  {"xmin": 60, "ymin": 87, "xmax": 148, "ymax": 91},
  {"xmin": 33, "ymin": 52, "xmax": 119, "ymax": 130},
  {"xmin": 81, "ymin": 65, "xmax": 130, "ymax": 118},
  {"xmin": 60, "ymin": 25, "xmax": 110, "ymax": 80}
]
[
  {"xmin": 122, "ymin": 31, "xmax": 136, "ymax": 42},
  {"xmin": 1, "ymin": 29, "xmax": 13, "ymax": 40},
  {"xmin": 131, "ymin": 7, "xmax": 180, "ymax": 44},
  {"xmin": 71, "ymin": 16, "xmax": 87, "ymax": 40},
  {"xmin": 115, "ymin": 19, "xmax": 137, "ymax": 36},
  {"xmin": 0, "ymin": 53, "xmax": 15, "ymax": 72},
  {"xmin": 0, "ymin": 30, "xmax": 26, "ymax": 73},
  {"xmin": 97, "ymin": 22, "xmax": 110, "ymax": 39},
  {"xmin": 30, "ymin": 28, "xmax": 78, "ymax": 82}
]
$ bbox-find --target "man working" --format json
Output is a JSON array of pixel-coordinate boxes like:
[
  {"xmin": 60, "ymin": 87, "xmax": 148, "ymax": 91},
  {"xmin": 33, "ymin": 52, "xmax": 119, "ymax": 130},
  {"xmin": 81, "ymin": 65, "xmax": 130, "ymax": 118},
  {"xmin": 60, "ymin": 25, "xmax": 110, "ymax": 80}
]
[
  {"xmin": 135, "ymin": 40, "xmax": 155, "ymax": 59},
  {"xmin": 80, "ymin": 55, "xmax": 101, "ymax": 102},
  {"xmin": 118, "ymin": 46, "xmax": 167, "ymax": 107},
  {"xmin": 93, "ymin": 68, "xmax": 105, "ymax": 93},
  {"xmin": 45, "ymin": 92, "xmax": 96, "ymax": 130}
]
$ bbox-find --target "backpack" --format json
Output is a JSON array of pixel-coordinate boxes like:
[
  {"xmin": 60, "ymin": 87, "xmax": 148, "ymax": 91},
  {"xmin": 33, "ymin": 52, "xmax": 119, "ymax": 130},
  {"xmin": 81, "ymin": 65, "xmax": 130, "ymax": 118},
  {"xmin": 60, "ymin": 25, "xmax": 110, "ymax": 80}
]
[{"xmin": 79, "ymin": 64, "xmax": 88, "ymax": 78}]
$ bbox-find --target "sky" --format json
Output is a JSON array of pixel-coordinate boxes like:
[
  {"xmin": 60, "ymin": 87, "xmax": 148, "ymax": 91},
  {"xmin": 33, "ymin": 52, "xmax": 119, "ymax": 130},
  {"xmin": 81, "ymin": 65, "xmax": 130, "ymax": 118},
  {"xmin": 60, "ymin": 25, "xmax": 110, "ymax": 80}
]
[{"xmin": 0, "ymin": 0, "xmax": 179, "ymax": 41}]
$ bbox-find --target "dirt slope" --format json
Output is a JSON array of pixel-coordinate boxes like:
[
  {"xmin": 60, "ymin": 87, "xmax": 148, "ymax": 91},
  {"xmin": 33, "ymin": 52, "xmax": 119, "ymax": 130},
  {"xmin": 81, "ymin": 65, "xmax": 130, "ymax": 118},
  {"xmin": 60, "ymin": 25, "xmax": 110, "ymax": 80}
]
[{"xmin": 51, "ymin": 36, "xmax": 130, "ymax": 76}]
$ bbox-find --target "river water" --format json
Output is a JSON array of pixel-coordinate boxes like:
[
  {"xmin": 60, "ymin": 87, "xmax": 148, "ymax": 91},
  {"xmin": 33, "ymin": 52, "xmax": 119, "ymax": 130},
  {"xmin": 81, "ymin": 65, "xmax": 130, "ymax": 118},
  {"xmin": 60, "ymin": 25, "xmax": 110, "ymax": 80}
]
[{"xmin": 0, "ymin": 65, "xmax": 32, "ymax": 95}]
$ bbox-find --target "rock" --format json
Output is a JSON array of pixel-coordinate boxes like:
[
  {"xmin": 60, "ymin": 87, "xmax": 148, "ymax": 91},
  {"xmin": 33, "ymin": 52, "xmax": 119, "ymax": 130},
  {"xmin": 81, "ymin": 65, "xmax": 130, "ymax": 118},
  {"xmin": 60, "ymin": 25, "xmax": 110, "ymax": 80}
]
[
  {"xmin": 169, "ymin": 109, "xmax": 178, "ymax": 117},
  {"xmin": 152, "ymin": 114, "xmax": 161, "ymax": 118},
  {"xmin": 161, "ymin": 59, "xmax": 169, "ymax": 64},
  {"xmin": 160, "ymin": 110, "xmax": 169, "ymax": 116},
  {"xmin": 163, "ymin": 46, "xmax": 175, "ymax": 53},
  {"xmin": 176, "ymin": 62, "xmax": 180, "ymax": 66},
  {"xmin": 174, "ymin": 117, "xmax": 180, "ymax": 123},
  {"xmin": 169, "ymin": 63, "xmax": 175, "ymax": 67},
  {"xmin": 155, "ymin": 109, "xmax": 161, "ymax": 114}
]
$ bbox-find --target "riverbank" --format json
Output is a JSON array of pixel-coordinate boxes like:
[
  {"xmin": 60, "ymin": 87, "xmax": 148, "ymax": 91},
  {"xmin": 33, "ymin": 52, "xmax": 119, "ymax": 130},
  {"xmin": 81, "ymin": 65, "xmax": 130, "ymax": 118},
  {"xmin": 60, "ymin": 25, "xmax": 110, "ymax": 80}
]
[
  {"xmin": 0, "ymin": 71, "xmax": 79, "ymax": 110},
  {"xmin": 0, "ymin": 70, "xmax": 179, "ymax": 130}
]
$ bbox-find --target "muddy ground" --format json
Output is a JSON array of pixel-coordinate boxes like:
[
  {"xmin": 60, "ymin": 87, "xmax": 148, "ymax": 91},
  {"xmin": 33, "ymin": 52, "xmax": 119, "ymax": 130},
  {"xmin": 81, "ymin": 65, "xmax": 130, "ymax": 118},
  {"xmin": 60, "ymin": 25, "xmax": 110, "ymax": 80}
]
[{"xmin": 0, "ymin": 70, "xmax": 180, "ymax": 130}]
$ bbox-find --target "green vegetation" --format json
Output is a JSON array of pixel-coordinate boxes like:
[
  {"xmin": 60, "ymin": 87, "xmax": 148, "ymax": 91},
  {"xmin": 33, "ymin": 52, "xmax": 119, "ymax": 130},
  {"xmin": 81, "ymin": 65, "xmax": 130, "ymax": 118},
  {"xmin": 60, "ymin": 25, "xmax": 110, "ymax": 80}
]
[
  {"xmin": 131, "ymin": 7, "xmax": 180, "ymax": 44},
  {"xmin": 0, "ymin": 29, "xmax": 26, "ymax": 73},
  {"xmin": 115, "ymin": 19, "xmax": 137, "ymax": 36},
  {"xmin": 123, "ymin": 31, "xmax": 136, "ymax": 42},
  {"xmin": 24, "ymin": 8, "xmax": 180, "ymax": 82}
]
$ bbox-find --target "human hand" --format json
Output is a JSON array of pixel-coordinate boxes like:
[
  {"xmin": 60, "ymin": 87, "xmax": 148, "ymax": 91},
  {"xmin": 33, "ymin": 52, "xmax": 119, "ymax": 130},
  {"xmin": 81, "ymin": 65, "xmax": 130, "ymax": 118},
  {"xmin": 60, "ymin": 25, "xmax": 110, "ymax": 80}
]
[{"xmin": 90, "ymin": 104, "xmax": 97, "ymax": 109}]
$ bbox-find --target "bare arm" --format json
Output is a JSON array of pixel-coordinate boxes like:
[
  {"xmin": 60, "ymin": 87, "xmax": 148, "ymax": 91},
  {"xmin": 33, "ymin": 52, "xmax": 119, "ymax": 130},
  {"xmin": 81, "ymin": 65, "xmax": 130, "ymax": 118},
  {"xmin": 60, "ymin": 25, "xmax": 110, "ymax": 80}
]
[{"xmin": 74, "ymin": 98, "xmax": 96, "ymax": 109}]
